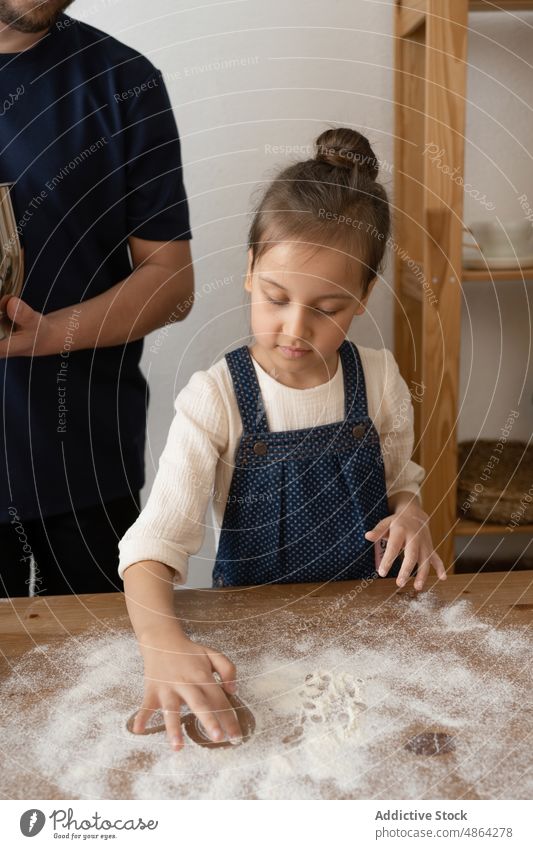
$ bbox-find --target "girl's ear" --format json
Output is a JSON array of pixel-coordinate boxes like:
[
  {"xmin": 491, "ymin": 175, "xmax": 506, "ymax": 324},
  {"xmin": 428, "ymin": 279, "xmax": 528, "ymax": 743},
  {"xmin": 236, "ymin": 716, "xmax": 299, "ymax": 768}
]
[
  {"xmin": 244, "ymin": 250, "xmax": 253, "ymax": 293},
  {"xmin": 354, "ymin": 278, "xmax": 377, "ymax": 315}
]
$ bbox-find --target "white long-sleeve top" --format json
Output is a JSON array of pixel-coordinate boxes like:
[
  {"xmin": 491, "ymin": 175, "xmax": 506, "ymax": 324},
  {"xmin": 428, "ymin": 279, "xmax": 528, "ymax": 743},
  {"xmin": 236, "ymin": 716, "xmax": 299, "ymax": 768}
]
[{"xmin": 118, "ymin": 344, "xmax": 425, "ymax": 583}]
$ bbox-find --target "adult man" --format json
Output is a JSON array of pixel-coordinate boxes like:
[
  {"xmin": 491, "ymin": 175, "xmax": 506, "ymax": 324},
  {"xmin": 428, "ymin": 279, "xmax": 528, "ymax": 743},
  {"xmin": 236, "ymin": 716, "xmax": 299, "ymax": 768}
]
[{"xmin": 0, "ymin": 1, "xmax": 194, "ymax": 596}]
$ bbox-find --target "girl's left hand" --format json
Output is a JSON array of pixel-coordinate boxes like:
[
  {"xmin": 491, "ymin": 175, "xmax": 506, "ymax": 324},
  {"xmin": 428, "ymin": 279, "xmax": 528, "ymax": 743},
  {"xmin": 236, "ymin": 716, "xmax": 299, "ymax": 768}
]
[{"xmin": 364, "ymin": 504, "xmax": 447, "ymax": 591}]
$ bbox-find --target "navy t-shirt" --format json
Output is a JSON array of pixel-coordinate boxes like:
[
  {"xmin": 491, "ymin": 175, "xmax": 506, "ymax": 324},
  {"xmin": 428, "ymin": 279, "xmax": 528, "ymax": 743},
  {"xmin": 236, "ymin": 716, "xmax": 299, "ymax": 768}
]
[{"xmin": 0, "ymin": 13, "xmax": 191, "ymax": 523}]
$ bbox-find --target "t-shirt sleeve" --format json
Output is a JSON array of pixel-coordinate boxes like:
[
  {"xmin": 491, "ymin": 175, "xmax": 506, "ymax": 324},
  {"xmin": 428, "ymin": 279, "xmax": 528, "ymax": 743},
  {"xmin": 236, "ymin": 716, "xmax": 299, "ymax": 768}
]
[
  {"xmin": 379, "ymin": 348, "xmax": 425, "ymax": 501},
  {"xmin": 123, "ymin": 66, "xmax": 192, "ymax": 241},
  {"xmin": 117, "ymin": 370, "xmax": 228, "ymax": 583}
]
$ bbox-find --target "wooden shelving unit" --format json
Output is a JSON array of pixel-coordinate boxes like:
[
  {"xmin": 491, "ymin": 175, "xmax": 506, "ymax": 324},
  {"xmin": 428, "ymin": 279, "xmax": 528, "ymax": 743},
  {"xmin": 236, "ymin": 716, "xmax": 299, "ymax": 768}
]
[{"xmin": 392, "ymin": 0, "xmax": 533, "ymax": 571}]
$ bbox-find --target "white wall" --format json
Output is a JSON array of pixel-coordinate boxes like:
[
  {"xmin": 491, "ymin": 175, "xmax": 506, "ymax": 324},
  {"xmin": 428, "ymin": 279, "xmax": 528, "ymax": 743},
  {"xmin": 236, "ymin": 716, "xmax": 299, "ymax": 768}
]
[{"xmin": 72, "ymin": 0, "xmax": 533, "ymax": 583}]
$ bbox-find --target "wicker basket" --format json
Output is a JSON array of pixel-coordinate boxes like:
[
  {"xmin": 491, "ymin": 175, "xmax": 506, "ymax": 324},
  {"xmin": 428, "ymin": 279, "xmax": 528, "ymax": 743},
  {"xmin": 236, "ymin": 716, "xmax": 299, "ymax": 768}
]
[{"xmin": 457, "ymin": 439, "xmax": 533, "ymax": 525}]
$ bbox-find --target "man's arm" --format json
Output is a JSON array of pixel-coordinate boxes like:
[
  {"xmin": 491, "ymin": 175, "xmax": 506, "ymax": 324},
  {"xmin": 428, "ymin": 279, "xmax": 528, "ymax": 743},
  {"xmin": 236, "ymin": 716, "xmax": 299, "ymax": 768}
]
[{"xmin": 0, "ymin": 237, "xmax": 194, "ymax": 357}]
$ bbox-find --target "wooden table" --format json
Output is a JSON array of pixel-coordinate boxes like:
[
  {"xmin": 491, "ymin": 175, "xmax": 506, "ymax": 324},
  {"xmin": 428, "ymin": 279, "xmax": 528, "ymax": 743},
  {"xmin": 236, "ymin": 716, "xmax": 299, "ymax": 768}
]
[{"xmin": 1, "ymin": 571, "xmax": 532, "ymax": 800}]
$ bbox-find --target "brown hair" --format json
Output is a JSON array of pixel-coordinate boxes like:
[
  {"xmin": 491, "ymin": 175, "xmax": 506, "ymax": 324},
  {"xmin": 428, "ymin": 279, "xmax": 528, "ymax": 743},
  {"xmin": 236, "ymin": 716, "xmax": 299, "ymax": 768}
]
[{"xmin": 248, "ymin": 127, "xmax": 391, "ymax": 298}]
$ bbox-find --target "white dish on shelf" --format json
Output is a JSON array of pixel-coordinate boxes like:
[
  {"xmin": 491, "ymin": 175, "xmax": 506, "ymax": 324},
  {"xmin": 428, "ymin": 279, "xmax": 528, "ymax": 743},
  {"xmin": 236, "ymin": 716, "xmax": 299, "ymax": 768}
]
[{"xmin": 462, "ymin": 251, "xmax": 533, "ymax": 270}]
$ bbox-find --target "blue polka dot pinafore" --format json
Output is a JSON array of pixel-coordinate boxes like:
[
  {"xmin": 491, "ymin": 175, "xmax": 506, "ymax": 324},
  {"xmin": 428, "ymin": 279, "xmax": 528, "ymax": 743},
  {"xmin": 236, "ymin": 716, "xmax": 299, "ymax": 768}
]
[{"xmin": 212, "ymin": 339, "xmax": 403, "ymax": 587}]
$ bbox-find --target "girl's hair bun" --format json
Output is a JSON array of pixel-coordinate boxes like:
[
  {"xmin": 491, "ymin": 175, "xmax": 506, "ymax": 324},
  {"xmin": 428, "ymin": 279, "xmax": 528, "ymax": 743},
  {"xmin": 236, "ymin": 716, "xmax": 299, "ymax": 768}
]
[
  {"xmin": 248, "ymin": 126, "xmax": 390, "ymax": 298},
  {"xmin": 314, "ymin": 127, "xmax": 379, "ymax": 181}
]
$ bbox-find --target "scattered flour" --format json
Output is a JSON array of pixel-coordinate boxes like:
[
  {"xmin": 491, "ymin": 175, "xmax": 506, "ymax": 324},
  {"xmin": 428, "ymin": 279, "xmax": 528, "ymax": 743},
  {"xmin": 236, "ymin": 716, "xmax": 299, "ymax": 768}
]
[
  {"xmin": 440, "ymin": 600, "xmax": 491, "ymax": 632},
  {"xmin": 0, "ymin": 593, "xmax": 531, "ymax": 800}
]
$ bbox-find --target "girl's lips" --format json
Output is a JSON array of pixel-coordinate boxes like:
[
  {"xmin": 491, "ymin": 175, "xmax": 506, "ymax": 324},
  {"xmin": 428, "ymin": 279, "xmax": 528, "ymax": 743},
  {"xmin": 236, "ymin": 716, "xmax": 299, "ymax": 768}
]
[{"xmin": 278, "ymin": 345, "xmax": 311, "ymax": 359}]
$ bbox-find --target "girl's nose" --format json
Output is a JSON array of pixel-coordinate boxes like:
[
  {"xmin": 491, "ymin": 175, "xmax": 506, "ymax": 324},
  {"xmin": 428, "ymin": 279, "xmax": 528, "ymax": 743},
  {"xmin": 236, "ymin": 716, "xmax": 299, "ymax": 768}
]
[{"xmin": 283, "ymin": 304, "xmax": 311, "ymax": 341}]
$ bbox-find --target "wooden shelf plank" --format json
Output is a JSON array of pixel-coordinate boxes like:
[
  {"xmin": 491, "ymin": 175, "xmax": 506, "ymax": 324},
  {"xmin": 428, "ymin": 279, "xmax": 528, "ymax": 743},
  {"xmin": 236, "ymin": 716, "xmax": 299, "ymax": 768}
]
[
  {"xmin": 462, "ymin": 265, "xmax": 533, "ymax": 282},
  {"xmin": 469, "ymin": 1, "xmax": 533, "ymax": 10},
  {"xmin": 394, "ymin": 261, "xmax": 533, "ymax": 286},
  {"xmin": 397, "ymin": 0, "xmax": 533, "ymax": 30},
  {"xmin": 456, "ymin": 518, "xmax": 533, "ymax": 535}
]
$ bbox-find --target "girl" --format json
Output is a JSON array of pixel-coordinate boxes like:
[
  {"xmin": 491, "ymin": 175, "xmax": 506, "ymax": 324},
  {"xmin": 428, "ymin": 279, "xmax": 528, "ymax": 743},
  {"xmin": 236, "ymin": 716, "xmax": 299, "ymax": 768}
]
[{"xmin": 118, "ymin": 127, "xmax": 446, "ymax": 751}]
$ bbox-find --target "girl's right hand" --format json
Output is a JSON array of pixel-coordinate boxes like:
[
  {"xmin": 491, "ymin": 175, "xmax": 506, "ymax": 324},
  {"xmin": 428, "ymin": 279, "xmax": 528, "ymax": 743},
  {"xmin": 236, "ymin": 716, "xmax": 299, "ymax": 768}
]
[{"xmin": 130, "ymin": 625, "xmax": 242, "ymax": 751}]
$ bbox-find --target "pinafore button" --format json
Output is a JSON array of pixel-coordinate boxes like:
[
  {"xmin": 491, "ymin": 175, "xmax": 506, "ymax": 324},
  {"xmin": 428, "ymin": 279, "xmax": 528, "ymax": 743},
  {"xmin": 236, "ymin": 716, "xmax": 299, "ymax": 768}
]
[
  {"xmin": 253, "ymin": 441, "xmax": 268, "ymax": 456},
  {"xmin": 352, "ymin": 423, "xmax": 366, "ymax": 439}
]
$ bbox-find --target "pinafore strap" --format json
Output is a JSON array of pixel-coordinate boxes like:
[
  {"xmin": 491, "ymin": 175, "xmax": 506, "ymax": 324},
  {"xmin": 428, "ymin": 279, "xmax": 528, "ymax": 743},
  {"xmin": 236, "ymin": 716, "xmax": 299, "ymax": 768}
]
[{"xmin": 224, "ymin": 339, "xmax": 369, "ymax": 435}]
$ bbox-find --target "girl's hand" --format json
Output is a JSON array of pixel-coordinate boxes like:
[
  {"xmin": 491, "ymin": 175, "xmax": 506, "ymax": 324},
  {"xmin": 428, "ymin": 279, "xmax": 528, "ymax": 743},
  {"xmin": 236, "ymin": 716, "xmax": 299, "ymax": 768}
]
[
  {"xmin": 131, "ymin": 625, "xmax": 243, "ymax": 751},
  {"xmin": 365, "ymin": 503, "xmax": 447, "ymax": 591}
]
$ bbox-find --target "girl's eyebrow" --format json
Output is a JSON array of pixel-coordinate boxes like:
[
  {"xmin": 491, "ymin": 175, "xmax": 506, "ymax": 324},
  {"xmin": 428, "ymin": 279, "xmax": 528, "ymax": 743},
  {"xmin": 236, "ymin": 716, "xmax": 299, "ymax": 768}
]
[{"xmin": 259, "ymin": 276, "xmax": 353, "ymax": 300}]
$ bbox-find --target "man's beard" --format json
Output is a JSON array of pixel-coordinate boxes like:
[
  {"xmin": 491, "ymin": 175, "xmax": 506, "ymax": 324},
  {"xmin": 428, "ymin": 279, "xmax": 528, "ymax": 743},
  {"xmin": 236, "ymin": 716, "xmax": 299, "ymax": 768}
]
[{"xmin": 0, "ymin": 0, "xmax": 75, "ymax": 34}]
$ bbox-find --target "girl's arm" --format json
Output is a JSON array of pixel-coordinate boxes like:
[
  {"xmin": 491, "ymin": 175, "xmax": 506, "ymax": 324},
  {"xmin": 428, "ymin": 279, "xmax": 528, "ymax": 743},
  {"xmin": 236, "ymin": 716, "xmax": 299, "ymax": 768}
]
[
  {"xmin": 388, "ymin": 490, "xmax": 422, "ymax": 513},
  {"xmin": 118, "ymin": 368, "xmax": 229, "ymax": 583},
  {"xmin": 119, "ymin": 370, "xmax": 243, "ymax": 750},
  {"xmin": 123, "ymin": 559, "xmax": 185, "ymax": 643}
]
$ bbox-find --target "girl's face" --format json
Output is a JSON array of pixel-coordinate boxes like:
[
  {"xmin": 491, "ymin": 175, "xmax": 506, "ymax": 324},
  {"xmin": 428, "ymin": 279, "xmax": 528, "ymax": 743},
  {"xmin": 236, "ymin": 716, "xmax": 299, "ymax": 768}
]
[{"xmin": 244, "ymin": 241, "xmax": 375, "ymax": 386}]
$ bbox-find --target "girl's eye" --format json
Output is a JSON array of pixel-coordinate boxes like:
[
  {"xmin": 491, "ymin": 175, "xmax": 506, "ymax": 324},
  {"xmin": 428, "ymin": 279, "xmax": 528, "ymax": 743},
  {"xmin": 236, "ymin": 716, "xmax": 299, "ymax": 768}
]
[{"xmin": 264, "ymin": 296, "xmax": 337, "ymax": 316}]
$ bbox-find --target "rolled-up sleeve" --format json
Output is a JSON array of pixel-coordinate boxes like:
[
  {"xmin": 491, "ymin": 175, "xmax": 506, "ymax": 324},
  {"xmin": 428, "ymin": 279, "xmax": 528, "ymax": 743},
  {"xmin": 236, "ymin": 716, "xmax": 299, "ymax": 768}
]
[
  {"xmin": 118, "ymin": 370, "xmax": 228, "ymax": 582},
  {"xmin": 379, "ymin": 349, "xmax": 425, "ymax": 500}
]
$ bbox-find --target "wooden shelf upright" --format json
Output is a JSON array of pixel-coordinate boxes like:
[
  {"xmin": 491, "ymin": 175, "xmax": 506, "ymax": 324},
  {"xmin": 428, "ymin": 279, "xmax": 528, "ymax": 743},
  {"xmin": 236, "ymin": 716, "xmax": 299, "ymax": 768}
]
[{"xmin": 392, "ymin": 0, "xmax": 533, "ymax": 572}]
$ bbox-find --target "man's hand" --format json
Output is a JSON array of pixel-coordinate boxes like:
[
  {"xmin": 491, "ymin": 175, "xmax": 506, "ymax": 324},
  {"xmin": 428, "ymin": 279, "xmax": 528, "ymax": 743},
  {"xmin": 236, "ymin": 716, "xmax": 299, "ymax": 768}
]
[
  {"xmin": 0, "ymin": 296, "xmax": 57, "ymax": 358},
  {"xmin": 0, "ymin": 239, "xmax": 193, "ymax": 358},
  {"xmin": 365, "ymin": 497, "xmax": 447, "ymax": 591}
]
